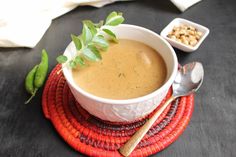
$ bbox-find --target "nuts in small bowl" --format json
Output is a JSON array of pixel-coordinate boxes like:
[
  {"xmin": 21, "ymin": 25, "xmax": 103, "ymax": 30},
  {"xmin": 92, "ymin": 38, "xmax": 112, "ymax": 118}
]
[
  {"xmin": 167, "ymin": 25, "xmax": 202, "ymax": 47},
  {"xmin": 161, "ymin": 18, "xmax": 209, "ymax": 52}
]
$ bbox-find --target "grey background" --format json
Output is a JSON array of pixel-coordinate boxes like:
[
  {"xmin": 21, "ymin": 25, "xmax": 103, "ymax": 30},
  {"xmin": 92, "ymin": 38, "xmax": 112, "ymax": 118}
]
[{"xmin": 0, "ymin": 0, "xmax": 236, "ymax": 156}]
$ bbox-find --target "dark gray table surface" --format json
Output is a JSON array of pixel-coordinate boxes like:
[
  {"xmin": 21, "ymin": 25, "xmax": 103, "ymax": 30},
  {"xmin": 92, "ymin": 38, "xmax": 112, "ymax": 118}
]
[{"xmin": 0, "ymin": 0, "xmax": 236, "ymax": 156}]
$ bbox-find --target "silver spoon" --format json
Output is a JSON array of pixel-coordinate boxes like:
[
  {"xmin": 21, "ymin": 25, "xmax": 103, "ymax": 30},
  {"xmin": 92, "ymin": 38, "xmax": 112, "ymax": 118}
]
[{"xmin": 119, "ymin": 62, "xmax": 204, "ymax": 157}]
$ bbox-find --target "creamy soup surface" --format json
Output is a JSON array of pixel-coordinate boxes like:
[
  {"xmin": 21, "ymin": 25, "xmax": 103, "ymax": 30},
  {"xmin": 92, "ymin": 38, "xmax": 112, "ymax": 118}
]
[{"xmin": 72, "ymin": 39, "xmax": 167, "ymax": 99}]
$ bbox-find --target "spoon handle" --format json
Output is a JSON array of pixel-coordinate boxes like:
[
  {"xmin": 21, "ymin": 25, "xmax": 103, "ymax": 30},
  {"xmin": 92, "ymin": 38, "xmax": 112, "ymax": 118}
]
[{"xmin": 119, "ymin": 95, "xmax": 176, "ymax": 157}]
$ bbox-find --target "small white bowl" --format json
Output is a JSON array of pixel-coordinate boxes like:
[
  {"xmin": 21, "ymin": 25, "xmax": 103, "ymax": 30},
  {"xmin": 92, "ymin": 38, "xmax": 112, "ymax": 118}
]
[
  {"xmin": 63, "ymin": 24, "xmax": 178, "ymax": 122},
  {"xmin": 160, "ymin": 18, "xmax": 210, "ymax": 52}
]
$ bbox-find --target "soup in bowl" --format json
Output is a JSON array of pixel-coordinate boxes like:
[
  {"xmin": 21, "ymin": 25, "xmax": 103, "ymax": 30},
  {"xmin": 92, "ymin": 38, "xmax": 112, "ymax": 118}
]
[{"xmin": 62, "ymin": 24, "xmax": 178, "ymax": 122}]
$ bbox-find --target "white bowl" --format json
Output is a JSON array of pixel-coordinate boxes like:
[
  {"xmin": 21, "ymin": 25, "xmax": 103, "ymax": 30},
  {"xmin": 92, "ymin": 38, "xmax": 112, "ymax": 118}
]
[
  {"xmin": 160, "ymin": 18, "xmax": 210, "ymax": 52},
  {"xmin": 62, "ymin": 24, "xmax": 178, "ymax": 122}
]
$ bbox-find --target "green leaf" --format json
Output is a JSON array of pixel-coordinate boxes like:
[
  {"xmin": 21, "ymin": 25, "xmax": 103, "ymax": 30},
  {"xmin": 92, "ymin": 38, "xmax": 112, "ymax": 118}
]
[
  {"xmin": 83, "ymin": 20, "xmax": 97, "ymax": 36},
  {"xmin": 105, "ymin": 12, "xmax": 117, "ymax": 24},
  {"xmin": 56, "ymin": 55, "xmax": 68, "ymax": 63},
  {"xmin": 103, "ymin": 29, "xmax": 116, "ymax": 38},
  {"xmin": 105, "ymin": 12, "xmax": 124, "ymax": 26},
  {"xmin": 94, "ymin": 20, "xmax": 104, "ymax": 28},
  {"xmin": 71, "ymin": 34, "xmax": 82, "ymax": 51},
  {"xmin": 102, "ymin": 28, "xmax": 118, "ymax": 42},
  {"xmin": 92, "ymin": 35, "xmax": 109, "ymax": 49},
  {"xmin": 82, "ymin": 23, "xmax": 93, "ymax": 44},
  {"xmin": 107, "ymin": 16, "xmax": 124, "ymax": 26},
  {"xmin": 82, "ymin": 46, "xmax": 102, "ymax": 61},
  {"xmin": 69, "ymin": 60, "xmax": 77, "ymax": 68},
  {"xmin": 75, "ymin": 56, "xmax": 85, "ymax": 66},
  {"xmin": 88, "ymin": 45, "xmax": 102, "ymax": 60}
]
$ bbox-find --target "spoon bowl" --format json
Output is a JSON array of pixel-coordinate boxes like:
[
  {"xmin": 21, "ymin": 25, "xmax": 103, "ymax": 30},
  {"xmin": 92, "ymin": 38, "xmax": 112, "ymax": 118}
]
[
  {"xmin": 173, "ymin": 62, "xmax": 204, "ymax": 97},
  {"xmin": 119, "ymin": 62, "xmax": 204, "ymax": 157}
]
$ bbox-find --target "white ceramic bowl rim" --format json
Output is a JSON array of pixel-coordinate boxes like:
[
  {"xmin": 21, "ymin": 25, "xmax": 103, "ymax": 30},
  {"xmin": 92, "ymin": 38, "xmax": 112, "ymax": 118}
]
[{"xmin": 62, "ymin": 24, "xmax": 178, "ymax": 105}]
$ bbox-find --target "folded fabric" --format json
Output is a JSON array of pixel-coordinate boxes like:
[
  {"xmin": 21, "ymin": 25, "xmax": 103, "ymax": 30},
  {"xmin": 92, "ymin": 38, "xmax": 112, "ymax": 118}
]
[
  {"xmin": 0, "ymin": 0, "xmax": 201, "ymax": 48},
  {"xmin": 171, "ymin": 0, "xmax": 202, "ymax": 12},
  {"xmin": 0, "ymin": 0, "xmax": 129, "ymax": 48}
]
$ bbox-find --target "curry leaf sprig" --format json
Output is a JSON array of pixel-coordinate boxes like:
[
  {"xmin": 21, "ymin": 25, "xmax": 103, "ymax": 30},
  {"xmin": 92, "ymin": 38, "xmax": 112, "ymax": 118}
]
[{"xmin": 56, "ymin": 11, "xmax": 124, "ymax": 69}]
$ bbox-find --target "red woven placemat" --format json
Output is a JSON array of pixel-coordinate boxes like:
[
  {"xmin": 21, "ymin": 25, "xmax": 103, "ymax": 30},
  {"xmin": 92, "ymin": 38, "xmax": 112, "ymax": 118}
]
[{"xmin": 42, "ymin": 64, "xmax": 194, "ymax": 157}]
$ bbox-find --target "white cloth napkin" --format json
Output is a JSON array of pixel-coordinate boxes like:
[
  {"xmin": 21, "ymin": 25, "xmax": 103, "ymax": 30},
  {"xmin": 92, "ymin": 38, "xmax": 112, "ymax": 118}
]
[
  {"xmin": 0, "ymin": 0, "xmax": 128, "ymax": 48},
  {"xmin": 171, "ymin": 0, "xmax": 202, "ymax": 12},
  {"xmin": 0, "ymin": 0, "xmax": 201, "ymax": 48}
]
